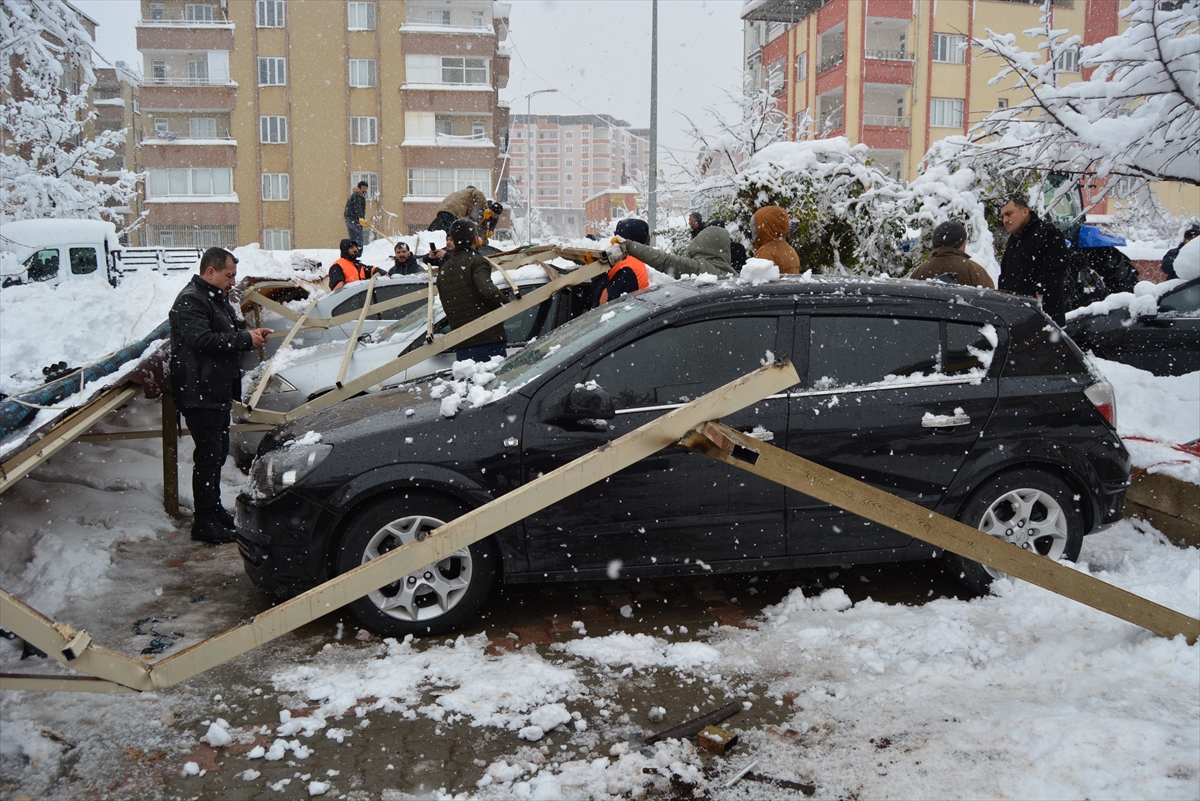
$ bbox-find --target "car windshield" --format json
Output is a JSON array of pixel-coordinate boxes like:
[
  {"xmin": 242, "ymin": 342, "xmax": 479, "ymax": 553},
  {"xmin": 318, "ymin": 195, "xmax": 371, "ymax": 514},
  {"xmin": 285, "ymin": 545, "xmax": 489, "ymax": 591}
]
[
  {"xmin": 371, "ymin": 303, "xmax": 440, "ymax": 343},
  {"xmin": 488, "ymin": 299, "xmax": 654, "ymax": 391}
]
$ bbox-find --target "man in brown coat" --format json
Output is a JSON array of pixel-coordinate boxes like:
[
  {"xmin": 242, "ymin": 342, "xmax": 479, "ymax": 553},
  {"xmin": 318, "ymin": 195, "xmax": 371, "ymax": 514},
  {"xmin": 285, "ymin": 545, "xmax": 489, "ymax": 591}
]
[
  {"xmin": 911, "ymin": 221, "xmax": 994, "ymax": 288},
  {"xmin": 428, "ymin": 186, "xmax": 489, "ymax": 234},
  {"xmin": 751, "ymin": 206, "xmax": 800, "ymax": 274}
]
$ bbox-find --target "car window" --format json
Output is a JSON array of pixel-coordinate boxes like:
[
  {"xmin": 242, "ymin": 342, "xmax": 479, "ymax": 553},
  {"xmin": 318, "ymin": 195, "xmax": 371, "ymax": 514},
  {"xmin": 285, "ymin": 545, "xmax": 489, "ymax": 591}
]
[
  {"xmin": 808, "ymin": 316, "xmax": 940, "ymax": 389},
  {"xmin": 503, "ymin": 294, "xmax": 559, "ymax": 344},
  {"xmin": 587, "ymin": 317, "xmax": 778, "ymax": 409},
  {"xmin": 372, "ymin": 282, "xmax": 426, "ymax": 320},
  {"xmin": 1159, "ymin": 282, "xmax": 1200, "ymax": 316},
  {"xmin": 945, "ymin": 322, "xmax": 993, "ymax": 376},
  {"xmin": 69, "ymin": 247, "xmax": 98, "ymax": 275},
  {"xmin": 489, "ymin": 300, "xmax": 656, "ymax": 392},
  {"xmin": 26, "ymin": 249, "xmax": 59, "ymax": 282},
  {"xmin": 1005, "ymin": 314, "xmax": 1088, "ymax": 376}
]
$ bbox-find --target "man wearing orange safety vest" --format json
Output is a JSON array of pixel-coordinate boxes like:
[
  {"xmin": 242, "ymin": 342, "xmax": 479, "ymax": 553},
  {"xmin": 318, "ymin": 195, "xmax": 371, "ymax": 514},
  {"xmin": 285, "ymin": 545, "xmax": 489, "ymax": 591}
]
[
  {"xmin": 329, "ymin": 238, "xmax": 383, "ymax": 290},
  {"xmin": 593, "ymin": 218, "xmax": 651, "ymax": 306}
]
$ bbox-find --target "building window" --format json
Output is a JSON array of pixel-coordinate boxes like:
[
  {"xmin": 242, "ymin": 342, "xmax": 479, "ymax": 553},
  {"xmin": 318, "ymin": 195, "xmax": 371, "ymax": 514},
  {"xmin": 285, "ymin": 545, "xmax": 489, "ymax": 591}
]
[
  {"xmin": 147, "ymin": 167, "xmax": 233, "ymax": 197},
  {"xmin": 1055, "ymin": 45, "xmax": 1080, "ymax": 73},
  {"xmin": 148, "ymin": 3, "xmax": 164, "ymax": 20},
  {"xmin": 349, "ymin": 59, "xmax": 376, "ymax": 87},
  {"xmin": 351, "ymin": 172, "xmax": 379, "ymax": 199},
  {"xmin": 263, "ymin": 229, "xmax": 291, "ymax": 250},
  {"xmin": 347, "ymin": 2, "xmax": 375, "ymax": 30},
  {"xmin": 407, "ymin": 168, "xmax": 490, "ymax": 196},
  {"xmin": 473, "ymin": 10, "xmax": 485, "ymax": 27},
  {"xmin": 565, "ymin": 173, "xmax": 572, "ymax": 181},
  {"xmin": 443, "ymin": 56, "xmax": 487, "ymax": 84},
  {"xmin": 565, "ymin": 188, "xmax": 573, "ymax": 196},
  {"xmin": 565, "ymin": 159, "xmax": 573, "ymax": 167},
  {"xmin": 151, "ymin": 60, "xmax": 167, "ymax": 82},
  {"xmin": 426, "ymin": 9, "xmax": 450, "ymax": 25},
  {"xmin": 132, "ymin": 97, "xmax": 139, "ymax": 114},
  {"xmin": 185, "ymin": 4, "xmax": 214, "ymax": 22},
  {"xmin": 258, "ymin": 57, "xmax": 286, "ymax": 86},
  {"xmin": 189, "ymin": 117, "xmax": 216, "ymax": 138},
  {"xmin": 932, "ymin": 33, "xmax": 966, "ymax": 64},
  {"xmin": 187, "ymin": 59, "xmax": 208, "ymax": 84},
  {"xmin": 257, "ymin": 0, "xmax": 285, "ymax": 27},
  {"xmin": 930, "ymin": 98, "xmax": 964, "ymax": 127},
  {"xmin": 997, "ymin": 98, "xmax": 1009, "ymax": 110},
  {"xmin": 797, "ymin": 51, "xmax": 807, "ymax": 80},
  {"xmin": 472, "ymin": 121, "xmax": 485, "ymax": 139},
  {"xmin": 262, "ymin": 173, "xmax": 290, "ymax": 200},
  {"xmin": 260, "ymin": 115, "xmax": 287, "ymax": 143},
  {"xmin": 435, "ymin": 117, "xmax": 453, "ymax": 136},
  {"xmin": 350, "ymin": 116, "xmax": 377, "ymax": 144},
  {"xmin": 154, "ymin": 117, "xmax": 169, "ymax": 135}
]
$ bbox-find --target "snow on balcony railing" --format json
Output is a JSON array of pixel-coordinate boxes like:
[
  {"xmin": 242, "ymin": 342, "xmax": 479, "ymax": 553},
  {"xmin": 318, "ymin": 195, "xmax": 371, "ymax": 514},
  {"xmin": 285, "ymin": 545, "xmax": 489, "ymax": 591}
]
[
  {"xmin": 144, "ymin": 78, "xmax": 236, "ymax": 88},
  {"xmin": 139, "ymin": 17, "xmax": 234, "ymax": 27},
  {"xmin": 863, "ymin": 115, "xmax": 909, "ymax": 127},
  {"xmin": 864, "ymin": 49, "xmax": 913, "ymax": 62},
  {"xmin": 816, "ymin": 53, "xmax": 844, "ymax": 73}
]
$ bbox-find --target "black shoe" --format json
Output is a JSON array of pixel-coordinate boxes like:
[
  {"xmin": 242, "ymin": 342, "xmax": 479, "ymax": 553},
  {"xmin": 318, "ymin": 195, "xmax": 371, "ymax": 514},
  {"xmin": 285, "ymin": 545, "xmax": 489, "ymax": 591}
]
[
  {"xmin": 214, "ymin": 507, "xmax": 236, "ymax": 529},
  {"xmin": 191, "ymin": 516, "xmax": 236, "ymax": 544}
]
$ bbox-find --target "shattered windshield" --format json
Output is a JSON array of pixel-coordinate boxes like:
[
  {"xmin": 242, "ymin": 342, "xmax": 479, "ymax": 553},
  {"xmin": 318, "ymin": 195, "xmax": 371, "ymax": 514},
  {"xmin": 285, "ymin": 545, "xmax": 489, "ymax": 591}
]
[
  {"xmin": 371, "ymin": 303, "xmax": 441, "ymax": 343},
  {"xmin": 488, "ymin": 300, "xmax": 654, "ymax": 391}
]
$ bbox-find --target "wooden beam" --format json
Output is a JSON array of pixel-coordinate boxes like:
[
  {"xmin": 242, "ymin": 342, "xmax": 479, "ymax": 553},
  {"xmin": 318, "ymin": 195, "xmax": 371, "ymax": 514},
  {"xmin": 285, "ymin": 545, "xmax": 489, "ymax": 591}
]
[
  {"xmin": 0, "ymin": 384, "xmax": 141, "ymax": 495},
  {"xmin": 681, "ymin": 422, "xmax": 1200, "ymax": 644},
  {"xmin": 0, "ymin": 674, "xmax": 137, "ymax": 693}
]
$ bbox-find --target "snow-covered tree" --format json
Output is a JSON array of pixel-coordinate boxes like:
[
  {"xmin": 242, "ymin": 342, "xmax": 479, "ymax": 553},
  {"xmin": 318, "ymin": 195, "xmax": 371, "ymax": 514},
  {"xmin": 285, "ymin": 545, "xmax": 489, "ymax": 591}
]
[
  {"xmin": 970, "ymin": 0, "xmax": 1199, "ymax": 188},
  {"xmin": 1, "ymin": 0, "xmax": 142, "ymax": 223}
]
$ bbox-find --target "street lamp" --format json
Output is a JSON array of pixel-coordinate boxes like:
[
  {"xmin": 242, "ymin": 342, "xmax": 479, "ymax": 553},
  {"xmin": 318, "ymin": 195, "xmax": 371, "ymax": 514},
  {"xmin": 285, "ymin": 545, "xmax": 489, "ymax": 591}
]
[{"xmin": 524, "ymin": 88, "xmax": 557, "ymax": 244}]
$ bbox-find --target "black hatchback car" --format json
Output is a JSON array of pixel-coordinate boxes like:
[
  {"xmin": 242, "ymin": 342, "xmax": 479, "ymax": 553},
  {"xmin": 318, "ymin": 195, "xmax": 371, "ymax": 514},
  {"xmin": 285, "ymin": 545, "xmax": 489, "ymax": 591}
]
[
  {"xmin": 236, "ymin": 277, "xmax": 1130, "ymax": 637},
  {"xmin": 1065, "ymin": 277, "xmax": 1200, "ymax": 376}
]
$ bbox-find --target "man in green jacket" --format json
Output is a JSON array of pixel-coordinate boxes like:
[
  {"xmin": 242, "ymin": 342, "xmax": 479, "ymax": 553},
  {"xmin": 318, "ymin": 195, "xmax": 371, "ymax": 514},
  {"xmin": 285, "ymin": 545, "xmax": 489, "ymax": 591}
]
[
  {"xmin": 603, "ymin": 224, "xmax": 734, "ymax": 278},
  {"xmin": 435, "ymin": 219, "xmax": 508, "ymax": 362}
]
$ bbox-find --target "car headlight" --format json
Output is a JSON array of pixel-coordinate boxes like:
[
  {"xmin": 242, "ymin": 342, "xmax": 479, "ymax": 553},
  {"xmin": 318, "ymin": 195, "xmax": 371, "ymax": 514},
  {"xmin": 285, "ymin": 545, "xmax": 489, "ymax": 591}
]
[{"xmin": 247, "ymin": 440, "xmax": 333, "ymax": 499}]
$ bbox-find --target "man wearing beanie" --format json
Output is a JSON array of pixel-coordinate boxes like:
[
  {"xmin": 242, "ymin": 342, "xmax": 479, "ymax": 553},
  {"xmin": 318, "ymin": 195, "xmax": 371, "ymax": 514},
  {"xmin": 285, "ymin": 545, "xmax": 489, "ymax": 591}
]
[
  {"xmin": 911, "ymin": 221, "xmax": 994, "ymax": 288},
  {"xmin": 593, "ymin": 218, "xmax": 652, "ymax": 306}
]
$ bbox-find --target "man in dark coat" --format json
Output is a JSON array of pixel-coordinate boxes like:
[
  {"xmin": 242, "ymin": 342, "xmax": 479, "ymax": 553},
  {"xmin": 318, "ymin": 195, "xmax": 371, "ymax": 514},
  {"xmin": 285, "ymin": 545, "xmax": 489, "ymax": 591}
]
[
  {"xmin": 436, "ymin": 219, "xmax": 508, "ymax": 362},
  {"xmin": 344, "ymin": 181, "xmax": 368, "ymax": 245},
  {"xmin": 1161, "ymin": 225, "xmax": 1198, "ymax": 280},
  {"xmin": 169, "ymin": 248, "xmax": 270, "ymax": 542},
  {"xmin": 389, "ymin": 241, "xmax": 422, "ymax": 276},
  {"xmin": 997, "ymin": 198, "xmax": 1071, "ymax": 325},
  {"xmin": 688, "ymin": 212, "xmax": 704, "ymax": 239},
  {"xmin": 911, "ymin": 221, "xmax": 994, "ymax": 288}
]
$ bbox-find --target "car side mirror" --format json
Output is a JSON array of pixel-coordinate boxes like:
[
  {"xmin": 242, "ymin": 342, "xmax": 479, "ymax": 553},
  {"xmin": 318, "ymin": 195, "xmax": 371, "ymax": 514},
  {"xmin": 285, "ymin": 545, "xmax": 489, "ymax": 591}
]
[{"xmin": 553, "ymin": 383, "xmax": 615, "ymax": 424}]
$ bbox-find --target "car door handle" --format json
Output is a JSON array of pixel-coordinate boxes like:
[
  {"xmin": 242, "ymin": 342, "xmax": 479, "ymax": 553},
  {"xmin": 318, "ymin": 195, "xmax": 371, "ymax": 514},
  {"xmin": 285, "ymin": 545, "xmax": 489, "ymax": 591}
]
[{"xmin": 921, "ymin": 412, "xmax": 970, "ymax": 428}]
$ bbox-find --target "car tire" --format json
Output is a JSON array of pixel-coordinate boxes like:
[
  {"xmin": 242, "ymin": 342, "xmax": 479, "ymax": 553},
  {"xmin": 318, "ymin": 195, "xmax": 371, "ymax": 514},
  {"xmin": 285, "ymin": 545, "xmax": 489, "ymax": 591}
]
[
  {"xmin": 334, "ymin": 492, "xmax": 496, "ymax": 638},
  {"xmin": 947, "ymin": 468, "xmax": 1084, "ymax": 596}
]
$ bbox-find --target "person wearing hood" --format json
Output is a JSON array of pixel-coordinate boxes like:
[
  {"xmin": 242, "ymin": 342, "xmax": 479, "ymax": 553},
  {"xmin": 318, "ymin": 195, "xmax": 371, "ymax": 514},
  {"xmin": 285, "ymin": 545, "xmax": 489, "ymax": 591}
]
[
  {"xmin": 592, "ymin": 218, "xmax": 651, "ymax": 306},
  {"xmin": 329, "ymin": 239, "xmax": 382, "ymax": 290},
  {"xmin": 752, "ymin": 206, "xmax": 800, "ymax": 274},
  {"xmin": 436, "ymin": 219, "xmax": 509, "ymax": 362},
  {"xmin": 605, "ymin": 224, "xmax": 734, "ymax": 278},
  {"xmin": 429, "ymin": 186, "xmax": 489, "ymax": 234},
  {"xmin": 911, "ymin": 221, "xmax": 994, "ymax": 288}
]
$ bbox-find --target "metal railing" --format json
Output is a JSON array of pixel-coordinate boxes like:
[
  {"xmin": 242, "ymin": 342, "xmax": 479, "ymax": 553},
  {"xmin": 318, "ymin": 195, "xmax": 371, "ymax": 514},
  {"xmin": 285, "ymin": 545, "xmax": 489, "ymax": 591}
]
[
  {"xmin": 148, "ymin": 131, "xmax": 235, "ymax": 142},
  {"xmin": 144, "ymin": 77, "xmax": 236, "ymax": 88},
  {"xmin": 863, "ymin": 115, "xmax": 909, "ymax": 127},
  {"xmin": 864, "ymin": 49, "xmax": 913, "ymax": 62},
  {"xmin": 816, "ymin": 53, "xmax": 845, "ymax": 73},
  {"xmin": 139, "ymin": 17, "xmax": 232, "ymax": 26}
]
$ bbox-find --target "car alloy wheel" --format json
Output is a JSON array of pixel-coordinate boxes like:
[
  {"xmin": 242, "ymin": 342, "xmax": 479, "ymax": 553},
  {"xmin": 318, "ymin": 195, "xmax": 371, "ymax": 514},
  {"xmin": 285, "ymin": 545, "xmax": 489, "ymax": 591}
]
[{"xmin": 361, "ymin": 514, "xmax": 473, "ymax": 622}]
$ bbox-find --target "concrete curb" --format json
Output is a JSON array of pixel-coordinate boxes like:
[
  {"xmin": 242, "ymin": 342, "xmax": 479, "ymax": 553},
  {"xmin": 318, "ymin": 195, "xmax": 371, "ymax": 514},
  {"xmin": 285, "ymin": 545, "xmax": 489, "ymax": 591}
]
[{"xmin": 1125, "ymin": 470, "xmax": 1199, "ymax": 548}]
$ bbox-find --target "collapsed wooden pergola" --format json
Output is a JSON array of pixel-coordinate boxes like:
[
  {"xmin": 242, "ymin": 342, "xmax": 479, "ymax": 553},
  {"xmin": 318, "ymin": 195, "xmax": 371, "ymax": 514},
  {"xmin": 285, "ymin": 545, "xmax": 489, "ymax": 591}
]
[{"xmin": 1, "ymin": 361, "xmax": 1196, "ymax": 694}]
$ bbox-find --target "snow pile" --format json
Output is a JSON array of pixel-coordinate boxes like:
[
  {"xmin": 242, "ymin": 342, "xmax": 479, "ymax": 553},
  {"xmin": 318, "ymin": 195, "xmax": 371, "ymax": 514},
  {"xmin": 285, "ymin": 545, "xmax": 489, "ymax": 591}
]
[
  {"xmin": 1099, "ymin": 356, "xmax": 1200, "ymax": 483},
  {"xmin": 739, "ymin": 257, "xmax": 780, "ymax": 284},
  {"xmin": 563, "ymin": 632, "xmax": 720, "ymax": 669},
  {"xmin": 429, "ymin": 356, "xmax": 510, "ymax": 418},
  {"xmin": 1066, "ymin": 277, "xmax": 1186, "ymax": 320},
  {"xmin": 1173, "ymin": 237, "xmax": 1200, "ymax": 281}
]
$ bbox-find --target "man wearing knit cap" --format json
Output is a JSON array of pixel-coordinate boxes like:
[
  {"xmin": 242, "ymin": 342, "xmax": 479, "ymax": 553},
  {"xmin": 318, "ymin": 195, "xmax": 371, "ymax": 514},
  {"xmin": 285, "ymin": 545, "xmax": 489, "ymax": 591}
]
[
  {"xmin": 593, "ymin": 218, "xmax": 651, "ymax": 306},
  {"xmin": 911, "ymin": 221, "xmax": 994, "ymax": 288}
]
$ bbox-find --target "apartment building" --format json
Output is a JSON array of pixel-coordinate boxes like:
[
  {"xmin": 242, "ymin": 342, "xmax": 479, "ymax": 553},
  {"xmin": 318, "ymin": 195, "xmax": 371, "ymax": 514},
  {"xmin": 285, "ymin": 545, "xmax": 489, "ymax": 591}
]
[
  {"xmin": 136, "ymin": 0, "xmax": 511, "ymax": 249},
  {"xmin": 93, "ymin": 63, "xmax": 144, "ymax": 245},
  {"xmin": 741, "ymin": 0, "xmax": 1120, "ymax": 184},
  {"xmin": 507, "ymin": 114, "xmax": 650, "ymax": 239}
]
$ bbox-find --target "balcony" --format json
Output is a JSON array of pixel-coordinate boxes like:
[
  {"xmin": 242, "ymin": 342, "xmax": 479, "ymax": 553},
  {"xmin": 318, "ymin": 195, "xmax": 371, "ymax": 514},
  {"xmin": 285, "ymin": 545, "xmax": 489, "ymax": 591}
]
[
  {"xmin": 864, "ymin": 49, "xmax": 912, "ymax": 61},
  {"xmin": 817, "ymin": 52, "xmax": 844, "ymax": 74},
  {"xmin": 143, "ymin": 76, "xmax": 235, "ymax": 88},
  {"xmin": 137, "ymin": 25, "xmax": 233, "ymax": 51},
  {"xmin": 140, "ymin": 83, "xmax": 236, "ymax": 112}
]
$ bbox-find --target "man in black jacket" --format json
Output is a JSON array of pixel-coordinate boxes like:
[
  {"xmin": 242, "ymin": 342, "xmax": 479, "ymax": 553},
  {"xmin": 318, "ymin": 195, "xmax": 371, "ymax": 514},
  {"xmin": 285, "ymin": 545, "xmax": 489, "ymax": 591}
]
[
  {"xmin": 435, "ymin": 219, "xmax": 508, "ymax": 362},
  {"xmin": 169, "ymin": 248, "xmax": 270, "ymax": 542},
  {"xmin": 344, "ymin": 181, "xmax": 368, "ymax": 245},
  {"xmin": 997, "ymin": 198, "xmax": 1071, "ymax": 325}
]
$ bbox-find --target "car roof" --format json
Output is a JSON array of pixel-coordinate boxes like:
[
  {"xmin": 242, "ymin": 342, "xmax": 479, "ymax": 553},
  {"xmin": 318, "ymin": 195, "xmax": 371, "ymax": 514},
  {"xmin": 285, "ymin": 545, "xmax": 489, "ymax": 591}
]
[{"xmin": 633, "ymin": 274, "xmax": 1039, "ymax": 320}]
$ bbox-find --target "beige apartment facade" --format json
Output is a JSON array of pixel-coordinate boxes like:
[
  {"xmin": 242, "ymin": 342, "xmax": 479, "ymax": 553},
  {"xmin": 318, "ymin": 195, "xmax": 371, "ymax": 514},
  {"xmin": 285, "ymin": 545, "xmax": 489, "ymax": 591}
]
[
  {"xmin": 94, "ymin": 63, "xmax": 145, "ymax": 245},
  {"xmin": 136, "ymin": 0, "xmax": 511, "ymax": 249},
  {"xmin": 742, "ymin": 0, "xmax": 1198, "ymax": 220}
]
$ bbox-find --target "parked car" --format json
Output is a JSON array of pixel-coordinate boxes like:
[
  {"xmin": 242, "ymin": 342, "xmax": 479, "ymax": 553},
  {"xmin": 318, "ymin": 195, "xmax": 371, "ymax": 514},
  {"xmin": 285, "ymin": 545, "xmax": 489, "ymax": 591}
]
[
  {"xmin": 231, "ymin": 271, "xmax": 587, "ymax": 466},
  {"xmin": 1064, "ymin": 278, "xmax": 1200, "ymax": 377},
  {"xmin": 236, "ymin": 276, "xmax": 1130, "ymax": 637}
]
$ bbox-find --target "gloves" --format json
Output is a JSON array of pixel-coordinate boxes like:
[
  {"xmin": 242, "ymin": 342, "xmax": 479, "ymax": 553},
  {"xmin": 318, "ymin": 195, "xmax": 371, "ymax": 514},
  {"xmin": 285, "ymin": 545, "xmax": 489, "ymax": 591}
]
[
  {"xmin": 601, "ymin": 237, "xmax": 627, "ymax": 266},
  {"xmin": 359, "ymin": 219, "xmax": 366, "ymax": 225}
]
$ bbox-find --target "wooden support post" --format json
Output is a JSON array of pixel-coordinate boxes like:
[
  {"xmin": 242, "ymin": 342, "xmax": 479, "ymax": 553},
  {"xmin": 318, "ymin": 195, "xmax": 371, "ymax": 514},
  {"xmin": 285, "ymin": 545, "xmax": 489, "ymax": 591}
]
[
  {"xmin": 162, "ymin": 391, "xmax": 179, "ymax": 518},
  {"xmin": 680, "ymin": 422, "xmax": 1200, "ymax": 644}
]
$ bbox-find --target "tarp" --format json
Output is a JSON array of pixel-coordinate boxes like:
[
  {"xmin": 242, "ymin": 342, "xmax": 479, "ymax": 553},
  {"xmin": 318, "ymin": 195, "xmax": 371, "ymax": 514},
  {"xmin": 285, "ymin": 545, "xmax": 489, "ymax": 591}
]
[{"xmin": 0, "ymin": 320, "xmax": 170, "ymax": 441}]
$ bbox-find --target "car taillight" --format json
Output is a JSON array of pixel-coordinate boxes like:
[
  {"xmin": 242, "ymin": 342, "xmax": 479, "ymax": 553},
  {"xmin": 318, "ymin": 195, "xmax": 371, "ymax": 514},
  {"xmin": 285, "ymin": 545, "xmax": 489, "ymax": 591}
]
[{"xmin": 1084, "ymin": 380, "xmax": 1117, "ymax": 429}]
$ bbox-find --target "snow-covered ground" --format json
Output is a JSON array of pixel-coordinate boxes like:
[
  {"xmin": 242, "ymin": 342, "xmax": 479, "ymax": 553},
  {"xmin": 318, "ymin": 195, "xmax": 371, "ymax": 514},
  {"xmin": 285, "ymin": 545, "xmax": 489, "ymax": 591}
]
[{"xmin": 0, "ymin": 254, "xmax": 1197, "ymax": 799}]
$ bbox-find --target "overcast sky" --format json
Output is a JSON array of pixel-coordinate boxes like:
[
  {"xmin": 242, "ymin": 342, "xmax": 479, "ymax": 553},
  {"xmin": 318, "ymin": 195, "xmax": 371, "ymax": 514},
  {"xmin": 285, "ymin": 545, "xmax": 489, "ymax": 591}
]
[{"xmin": 83, "ymin": 0, "xmax": 746, "ymax": 167}]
